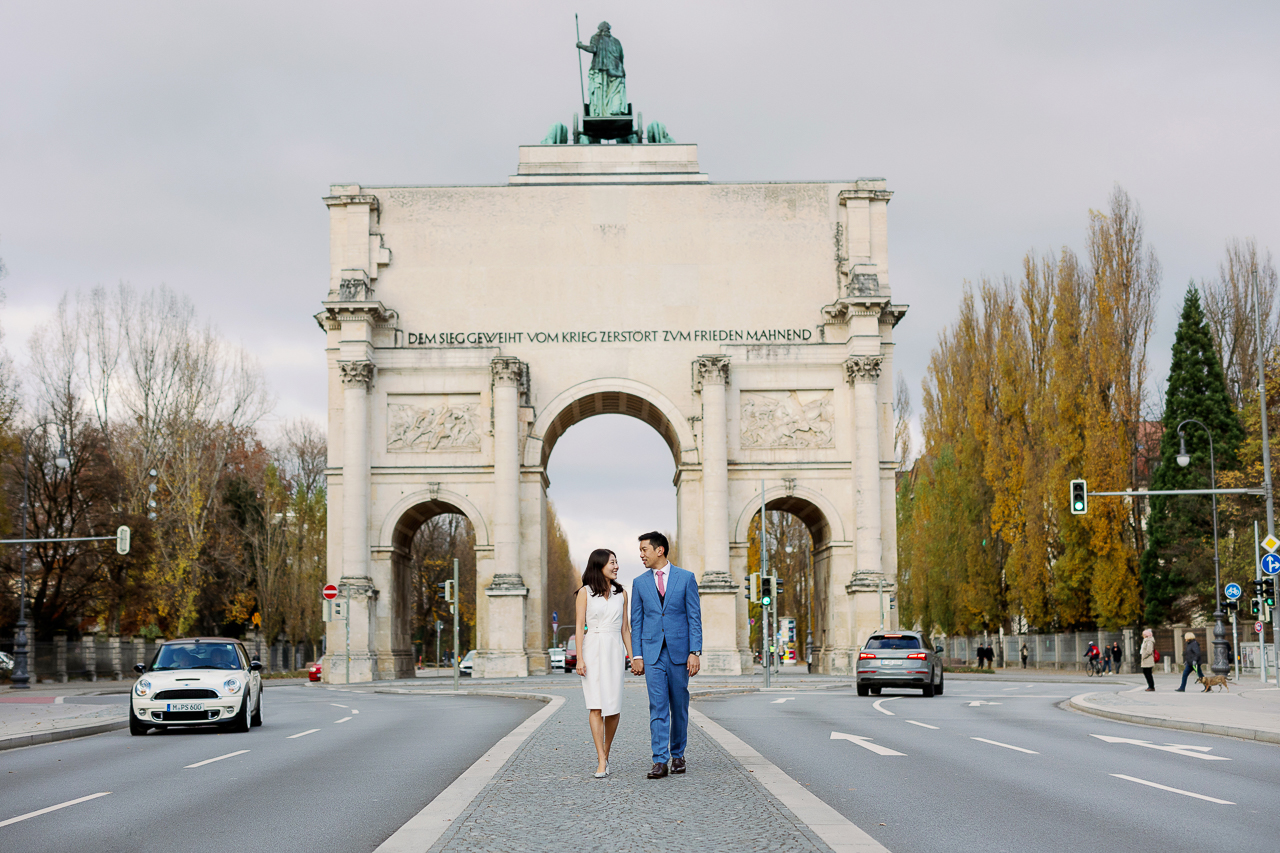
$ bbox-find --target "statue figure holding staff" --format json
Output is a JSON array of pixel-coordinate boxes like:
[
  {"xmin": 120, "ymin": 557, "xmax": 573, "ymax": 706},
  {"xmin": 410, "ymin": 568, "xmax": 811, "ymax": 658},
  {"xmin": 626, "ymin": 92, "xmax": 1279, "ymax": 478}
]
[{"xmin": 577, "ymin": 21, "xmax": 626, "ymax": 117}]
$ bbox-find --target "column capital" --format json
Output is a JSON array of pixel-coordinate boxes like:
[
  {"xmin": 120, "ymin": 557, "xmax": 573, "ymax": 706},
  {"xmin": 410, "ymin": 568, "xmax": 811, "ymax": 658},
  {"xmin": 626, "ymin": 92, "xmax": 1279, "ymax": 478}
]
[
  {"xmin": 491, "ymin": 356, "xmax": 526, "ymax": 386},
  {"xmin": 692, "ymin": 355, "xmax": 731, "ymax": 391},
  {"xmin": 339, "ymin": 360, "xmax": 376, "ymax": 389},
  {"xmin": 843, "ymin": 355, "xmax": 883, "ymax": 384}
]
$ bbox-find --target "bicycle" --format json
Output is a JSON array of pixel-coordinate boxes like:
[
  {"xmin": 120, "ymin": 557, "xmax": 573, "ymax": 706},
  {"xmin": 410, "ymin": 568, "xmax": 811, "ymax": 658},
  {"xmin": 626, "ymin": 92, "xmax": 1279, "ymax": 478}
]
[{"xmin": 1085, "ymin": 657, "xmax": 1105, "ymax": 676}]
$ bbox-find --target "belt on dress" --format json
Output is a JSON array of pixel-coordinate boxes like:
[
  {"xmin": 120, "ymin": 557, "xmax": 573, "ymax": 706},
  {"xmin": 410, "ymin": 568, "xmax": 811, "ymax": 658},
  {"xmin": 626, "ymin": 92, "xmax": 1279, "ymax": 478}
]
[{"xmin": 586, "ymin": 628, "xmax": 622, "ymax": 635}]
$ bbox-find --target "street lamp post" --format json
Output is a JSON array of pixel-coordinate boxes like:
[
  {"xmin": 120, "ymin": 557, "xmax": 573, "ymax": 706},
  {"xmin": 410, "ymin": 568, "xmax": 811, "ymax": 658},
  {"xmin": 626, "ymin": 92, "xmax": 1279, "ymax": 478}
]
[
  {"xmin": 10, "ymin": 422, "xmax": 71, "ymax": 689},
  {"xmin": 1175, "ymin": 419, "xmax": 1230, "ymax": 677}
]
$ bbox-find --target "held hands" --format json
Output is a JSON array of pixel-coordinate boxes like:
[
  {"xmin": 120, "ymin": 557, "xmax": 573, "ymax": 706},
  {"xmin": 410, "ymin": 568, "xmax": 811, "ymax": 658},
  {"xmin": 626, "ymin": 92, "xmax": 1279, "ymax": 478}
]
[
  {"xmin": 687, "ymin": 654, "xmax": 700, "ymax": 678},
  {"xmin": 631, "ymin": 657, "xmax": 644, "ymax": 676}
]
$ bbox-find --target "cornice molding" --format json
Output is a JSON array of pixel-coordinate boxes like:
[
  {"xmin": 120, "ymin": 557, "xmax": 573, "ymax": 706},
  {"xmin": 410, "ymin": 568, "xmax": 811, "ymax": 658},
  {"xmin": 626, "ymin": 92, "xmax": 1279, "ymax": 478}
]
[{"xmin": 323, "ymin": 193, "xmax": 380, "ymax": 210}]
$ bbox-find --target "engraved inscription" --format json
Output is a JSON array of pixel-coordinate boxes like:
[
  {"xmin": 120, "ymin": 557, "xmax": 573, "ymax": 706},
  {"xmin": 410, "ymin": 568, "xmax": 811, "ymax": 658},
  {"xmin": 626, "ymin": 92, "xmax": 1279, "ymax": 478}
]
[
  {"xmin": 387, "ymin": 396, "xmax": 481, "ymax": 452},
  {"xmin": 740, "ymin": 390, "xmax": 834, "ymax": 449}
]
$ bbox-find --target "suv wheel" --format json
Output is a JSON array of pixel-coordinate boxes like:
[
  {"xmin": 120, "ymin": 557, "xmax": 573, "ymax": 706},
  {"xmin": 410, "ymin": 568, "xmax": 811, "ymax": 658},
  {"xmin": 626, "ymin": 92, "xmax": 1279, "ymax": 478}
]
[
  {"xmin": 250, "ymin": 689, "xmax": 263, "ymax": 727},
  {"xmin": 224, "ymin": 695, "xmax": 251, "ymax": 733},
  {"xmin": 856, "ymin": 684, "xmax": 870, "ymax": 697},
  {"xmin": 936, "ymin": 671, "xmax": 945, "ymax": 695}
]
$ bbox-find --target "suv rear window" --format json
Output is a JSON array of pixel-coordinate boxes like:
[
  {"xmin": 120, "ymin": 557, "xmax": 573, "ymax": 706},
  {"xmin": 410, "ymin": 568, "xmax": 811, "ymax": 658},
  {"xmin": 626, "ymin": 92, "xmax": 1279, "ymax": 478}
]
[{"xmin": 865, "ymin": 635, "xmax": 922, "ymax": 650}]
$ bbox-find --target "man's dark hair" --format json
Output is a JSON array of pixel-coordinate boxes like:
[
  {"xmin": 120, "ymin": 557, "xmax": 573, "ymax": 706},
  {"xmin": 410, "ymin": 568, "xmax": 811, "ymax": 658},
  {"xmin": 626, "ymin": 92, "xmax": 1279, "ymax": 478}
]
[{"xmin": 639, "ymin": 531, "xmax": 668, "ymax": 558}]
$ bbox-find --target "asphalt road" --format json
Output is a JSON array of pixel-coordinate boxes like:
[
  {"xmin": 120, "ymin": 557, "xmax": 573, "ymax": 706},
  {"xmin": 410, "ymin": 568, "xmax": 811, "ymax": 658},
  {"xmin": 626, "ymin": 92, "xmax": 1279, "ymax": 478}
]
[
  {"xmin": 0, "ymin": 684, "xmax": 536, "ymax": 853},
  {"xmin": 695, "ymin": 677, "xmax": 1280, "ymax": 853}
]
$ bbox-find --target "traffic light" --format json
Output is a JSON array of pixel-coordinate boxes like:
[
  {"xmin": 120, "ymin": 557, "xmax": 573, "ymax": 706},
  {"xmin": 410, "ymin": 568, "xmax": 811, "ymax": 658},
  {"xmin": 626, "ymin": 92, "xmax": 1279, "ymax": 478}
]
[
  {"xmin": 1251, "ymin": 598, "xmax": 1261, "ymax": 616},
  {"xmin": 1263, "ymin": 578, "xmax": 1276, "ymax": 609},
  {"xmin": 1069, "ymin": 480, "xmax": 1087, "ymax": 515},
  {"xmin": 760, "ymin": 576, "xmax": 773, "ymax": 607},
  {"xmin": 115, "ymin": 525, "xmax": 131, "ymax": 556},
  {"xmin": 771, "ymin": 576, "xmax": 784, "ymax": 601},
  {"xmin": 1225, "ymin": 599, "xmax": 1238, "ymax": 613},
  {"xmin": 745, "ymin": 572, "xmax": 760, "ymax": 603}
]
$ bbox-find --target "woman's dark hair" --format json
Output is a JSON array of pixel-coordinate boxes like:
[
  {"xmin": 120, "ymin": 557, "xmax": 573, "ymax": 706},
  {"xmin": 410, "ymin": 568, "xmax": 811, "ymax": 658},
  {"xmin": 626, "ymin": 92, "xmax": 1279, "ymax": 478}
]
[{"xmin": 582, "ymin": 548, "xmax": 623, "ymax": 597}]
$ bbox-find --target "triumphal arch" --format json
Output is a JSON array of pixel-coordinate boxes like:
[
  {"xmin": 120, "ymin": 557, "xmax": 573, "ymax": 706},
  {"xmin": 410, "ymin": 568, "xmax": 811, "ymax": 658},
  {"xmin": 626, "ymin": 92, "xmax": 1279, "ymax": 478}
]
[{"xmin": 318, "ymin": 138, "xmax": 906, "ymax": 681}]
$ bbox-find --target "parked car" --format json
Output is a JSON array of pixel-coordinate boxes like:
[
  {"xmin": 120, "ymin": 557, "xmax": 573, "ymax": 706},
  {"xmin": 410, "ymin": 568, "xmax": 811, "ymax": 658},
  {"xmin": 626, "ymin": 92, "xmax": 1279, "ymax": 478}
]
[
  {"xmin": 130, "ymin": 637, "xmax": 263, "ymax": 735},
  {"xmin": 564, "ymin": 637, "xmax": 577, "ymax": 673},
  {"xmin": 548, "ymin": 647, "xmax": 565, "ymax": 671},
  {"xmin": 855, "ymin": 631, "xmax": 944, "ymax": 697},
  {"xmin": 307, "ymin": 658, "xmax": 323, "ymax": 682},
  {"xmin": 459, "ymin": 649, "xmax": 476, "ymax": 676}
]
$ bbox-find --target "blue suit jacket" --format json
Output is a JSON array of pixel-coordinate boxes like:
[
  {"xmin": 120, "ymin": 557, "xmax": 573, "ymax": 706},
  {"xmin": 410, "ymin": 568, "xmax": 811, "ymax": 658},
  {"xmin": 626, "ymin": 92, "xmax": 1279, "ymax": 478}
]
[{"xmin": 631, "ymin": 564, "xmax": 702, "ymax": 663}]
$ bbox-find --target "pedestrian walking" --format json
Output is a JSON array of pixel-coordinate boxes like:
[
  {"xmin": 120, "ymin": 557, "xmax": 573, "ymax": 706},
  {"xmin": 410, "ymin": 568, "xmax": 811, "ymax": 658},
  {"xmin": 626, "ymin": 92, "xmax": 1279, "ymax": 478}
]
[
  {"xmin": 1175, "ymin": 631, "xmax": 1203, "ymax": 692},
  {"xmin": 574, "ymin": 549, "xmax": 632, "ymax": 778},
  {"xmin": 1102, "ymin": 643, "xmax": 1113, "ymax": 674},
  {"xmin": 1020, "ymin": 642, "xmax": 1028, "ymax": 669},
  {"xmin": 1111, "ymin": 642, "xmax": 1123, "ymax": 674},
  {"xmin": 1139, "ymin": 629, "xmax": 1155, "ymax": 691}
]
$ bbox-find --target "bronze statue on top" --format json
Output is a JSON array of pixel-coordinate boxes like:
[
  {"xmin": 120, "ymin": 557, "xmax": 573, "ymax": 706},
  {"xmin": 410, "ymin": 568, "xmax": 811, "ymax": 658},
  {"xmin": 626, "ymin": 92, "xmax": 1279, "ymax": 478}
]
[{"xmin": 577, "ymin": 21, "xmax": 626, "ymax": 117}]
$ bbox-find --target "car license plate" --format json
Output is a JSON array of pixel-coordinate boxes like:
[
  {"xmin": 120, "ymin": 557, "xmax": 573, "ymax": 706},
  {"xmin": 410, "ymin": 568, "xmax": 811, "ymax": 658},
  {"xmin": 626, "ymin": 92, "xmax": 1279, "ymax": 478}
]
[
  {"xmin": 167, "ymin": 702, "xmax": 205, "ymax": 712},
  {"xmin": 881, "ymin": 661, "xmax": 901, "ymax": 667}
]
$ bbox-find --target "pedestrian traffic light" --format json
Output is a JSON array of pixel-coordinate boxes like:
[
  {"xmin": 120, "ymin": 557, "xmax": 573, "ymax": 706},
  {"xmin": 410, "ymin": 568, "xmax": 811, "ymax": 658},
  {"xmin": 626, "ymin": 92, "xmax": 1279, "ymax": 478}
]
[
  {"xmin": 1069, "ymin": 480, "xmax": 1087, "ymax": 515},
  {"xmin": 746, "ymin": 572, "xmax": 760, "ymax": 603},
  {"xmin": 760, "ymin": 576, "xmax": 773, "ymax": 607},
  {"xmin": 1251, "ymin": 597, "xmax": 1261, "ymax": 616},
  {"xmin": 1263, "ymin": 578, "xmax": 1276, "ymax": 609}
]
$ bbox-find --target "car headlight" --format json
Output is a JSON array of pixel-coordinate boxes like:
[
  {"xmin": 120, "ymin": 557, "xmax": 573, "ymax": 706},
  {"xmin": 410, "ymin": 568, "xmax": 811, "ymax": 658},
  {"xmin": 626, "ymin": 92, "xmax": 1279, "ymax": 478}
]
[
  {"xmin": 223, "ymin": 677, "xmax": 243, "ymax": 695},
  {"xmin": 134, "ymin": 678, "xmax": 152, "ymax": 698}
]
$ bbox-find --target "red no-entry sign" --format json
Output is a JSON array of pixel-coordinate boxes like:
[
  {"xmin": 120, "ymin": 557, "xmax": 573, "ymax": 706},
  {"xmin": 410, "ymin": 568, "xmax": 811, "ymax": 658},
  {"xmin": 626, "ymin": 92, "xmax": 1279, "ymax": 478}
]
[{"xmin": 323, "ymin": 584, "xmax": 339, "ymax": 600}]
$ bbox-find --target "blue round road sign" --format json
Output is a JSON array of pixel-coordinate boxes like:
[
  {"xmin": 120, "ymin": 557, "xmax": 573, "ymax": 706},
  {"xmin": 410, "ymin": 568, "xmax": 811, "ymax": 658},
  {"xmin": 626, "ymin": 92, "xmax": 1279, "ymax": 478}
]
[
  {"xmin": 1264, "ymin": 554, "xmax": 1280, "ymax": 576},
  {"xmin": 1225, "ymin": 582, "xmax": 1243, "ymax": 600}
]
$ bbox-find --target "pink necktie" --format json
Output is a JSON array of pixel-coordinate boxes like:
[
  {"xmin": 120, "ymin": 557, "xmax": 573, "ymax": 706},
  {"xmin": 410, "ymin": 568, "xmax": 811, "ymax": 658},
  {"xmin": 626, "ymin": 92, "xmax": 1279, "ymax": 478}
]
[{"xmin": 656, "ymin": 570, "xmax": 665, "ymax": 596}]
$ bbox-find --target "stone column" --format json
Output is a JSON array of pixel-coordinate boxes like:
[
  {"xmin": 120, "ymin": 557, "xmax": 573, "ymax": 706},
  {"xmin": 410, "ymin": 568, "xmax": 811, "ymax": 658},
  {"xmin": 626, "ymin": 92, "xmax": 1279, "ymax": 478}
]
[
  {"xmin": 1122, "ymin": 627, "xmax": 1136, "ymax": 674},
  {"xmin": 108, "ymin": 636, "xmax": 122, "ymax": 681},
  {"xmin": 694, "ymin": 356, "xmax": 731, "ymax": 581},
  {"xmin": 340, "ymin": 360, "xmax": 375, "ymax": 581},
  {"xmin": 82, "ymin": 636, "xmax": 97, "ymax": 682},
  {"xmin": 843, "ymin": 355, "xmax": 885, "ymax": 652},
  {"xmin": 133, "ymin": 637, "xmax": 145, "ymax": 674},
  {"xmin": 480, "ymin": 358, "xmax": 528, "ymax": 678}
]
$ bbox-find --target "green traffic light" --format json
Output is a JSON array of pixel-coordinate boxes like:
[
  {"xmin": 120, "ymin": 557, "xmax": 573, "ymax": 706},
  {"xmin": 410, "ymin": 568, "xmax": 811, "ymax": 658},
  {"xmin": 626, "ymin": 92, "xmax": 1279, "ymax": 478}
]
[
  {"xmin": 1073, "ymin": 501, "xmax": 1084, "ymax": 511},
  {"xmin": 761, "ymin": 596, "xmax": 771, "ymax": 606}
]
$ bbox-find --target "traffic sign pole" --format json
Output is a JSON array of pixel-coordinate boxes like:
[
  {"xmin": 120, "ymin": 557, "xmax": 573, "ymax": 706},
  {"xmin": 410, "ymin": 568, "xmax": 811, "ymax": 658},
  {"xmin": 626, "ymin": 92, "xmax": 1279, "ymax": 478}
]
[
  {"xmin": 453, "ymin": 558, "xmax": 460, "ymax": 691},
  {"xmin": 1257, "ymin": 523, "xmax": 1268, "ymax": 684}
]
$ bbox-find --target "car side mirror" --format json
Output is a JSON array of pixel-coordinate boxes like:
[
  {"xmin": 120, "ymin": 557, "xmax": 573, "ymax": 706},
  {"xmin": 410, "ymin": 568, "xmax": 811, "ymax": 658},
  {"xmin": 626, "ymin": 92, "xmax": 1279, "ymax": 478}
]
[
  {"xmin": 935, "ymin": 646, "xmax": 944, "ymax": 654},
  {"xmin": 133, "ymin": 663, "xmax": 146, "ymax": 674},
  {"xmin": 250, "ymin": 661, "xmax": 263, "ymax": 672}
]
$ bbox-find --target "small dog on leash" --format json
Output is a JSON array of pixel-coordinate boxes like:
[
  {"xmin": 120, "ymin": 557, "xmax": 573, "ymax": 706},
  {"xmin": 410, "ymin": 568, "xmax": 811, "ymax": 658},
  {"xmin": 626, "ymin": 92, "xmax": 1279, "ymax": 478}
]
[{"xmin": 1196, "ymin": 674, "xmax": 1231, "ymax": 692}]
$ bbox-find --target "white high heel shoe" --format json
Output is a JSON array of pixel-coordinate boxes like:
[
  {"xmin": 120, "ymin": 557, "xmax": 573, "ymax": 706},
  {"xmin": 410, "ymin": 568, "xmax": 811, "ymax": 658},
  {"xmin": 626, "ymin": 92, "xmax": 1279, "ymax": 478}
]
[{"xmin": 594, "ymin": 765, "xmax": 609, "ymax": 779}]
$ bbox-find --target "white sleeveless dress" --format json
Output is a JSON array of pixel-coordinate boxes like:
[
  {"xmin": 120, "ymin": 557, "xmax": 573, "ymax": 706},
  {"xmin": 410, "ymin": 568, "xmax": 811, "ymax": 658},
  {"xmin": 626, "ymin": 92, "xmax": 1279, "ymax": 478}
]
[{"xmin": 581, "ymin": 591, "xmax": 625, "ymax": 715}]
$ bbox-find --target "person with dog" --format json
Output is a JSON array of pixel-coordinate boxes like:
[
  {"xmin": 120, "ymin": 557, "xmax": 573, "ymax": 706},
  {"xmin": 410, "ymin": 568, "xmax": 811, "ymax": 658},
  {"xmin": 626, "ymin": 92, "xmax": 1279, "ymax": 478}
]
[
  {"xmin": 1175, "ymin": 631, "xmax": 1203, "ymax": 692},
  {"xmin": 1139, "ymin": 629, "xmax": 1156, "ymax": 691}
]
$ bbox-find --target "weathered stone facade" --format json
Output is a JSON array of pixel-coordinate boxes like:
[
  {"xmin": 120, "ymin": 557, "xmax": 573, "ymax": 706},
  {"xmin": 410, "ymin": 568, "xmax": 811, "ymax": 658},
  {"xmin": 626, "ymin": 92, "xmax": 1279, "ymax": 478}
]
[{"xmin": 318, "ymin": 143, "xmax": 905, "ymax": 681}]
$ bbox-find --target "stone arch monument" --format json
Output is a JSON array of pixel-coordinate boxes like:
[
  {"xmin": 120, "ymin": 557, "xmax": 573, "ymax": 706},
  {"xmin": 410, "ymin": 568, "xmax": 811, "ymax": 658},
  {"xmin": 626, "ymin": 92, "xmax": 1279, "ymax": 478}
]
[{"xmin": 317, "ymin": 141, "xmax": 907, "ymax": 681}]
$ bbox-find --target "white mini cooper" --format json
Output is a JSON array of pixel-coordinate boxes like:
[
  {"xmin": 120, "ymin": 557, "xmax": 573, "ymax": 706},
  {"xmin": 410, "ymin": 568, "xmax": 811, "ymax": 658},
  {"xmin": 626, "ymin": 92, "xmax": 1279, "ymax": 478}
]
[{"xmin": 130, "ymin": 637, "xmax": 263, "ymax": 735}]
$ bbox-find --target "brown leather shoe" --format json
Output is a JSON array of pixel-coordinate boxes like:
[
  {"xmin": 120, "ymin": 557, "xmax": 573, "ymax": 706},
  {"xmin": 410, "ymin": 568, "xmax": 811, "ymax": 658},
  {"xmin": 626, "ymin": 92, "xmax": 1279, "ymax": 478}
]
[
  {"xmin": 671, "ymin": 756, "xmax": 686, "ymax": 774},
  {"xmin": 646, "ymin": 762, "xmax": 669, "ymax": 779}
]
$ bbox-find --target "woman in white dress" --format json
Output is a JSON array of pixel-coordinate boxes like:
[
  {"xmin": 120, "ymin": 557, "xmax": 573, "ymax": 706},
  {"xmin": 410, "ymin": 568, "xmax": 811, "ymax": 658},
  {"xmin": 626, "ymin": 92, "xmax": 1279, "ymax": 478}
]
[{"xmin": 574, "ymin": 548, "xmax": 632, "ymax": 778}]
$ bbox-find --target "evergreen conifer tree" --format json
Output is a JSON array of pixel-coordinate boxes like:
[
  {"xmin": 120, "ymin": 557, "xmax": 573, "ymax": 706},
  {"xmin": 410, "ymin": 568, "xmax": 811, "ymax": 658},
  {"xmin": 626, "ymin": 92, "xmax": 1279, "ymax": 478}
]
[{"xmin": 1140, "ymin": 285, "xmax": 1244, "ymax": 623}]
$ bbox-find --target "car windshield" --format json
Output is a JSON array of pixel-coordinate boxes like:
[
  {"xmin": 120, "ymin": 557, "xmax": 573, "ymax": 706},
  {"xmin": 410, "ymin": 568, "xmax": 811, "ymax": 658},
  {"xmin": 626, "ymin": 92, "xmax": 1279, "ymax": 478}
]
[
  {"xmin": 151, "ymin": 642, "xmax": 241, "ymax": 671},
  {"xmin": 865, "ymin": 635, "xmax": 922, "ymax": 650}
]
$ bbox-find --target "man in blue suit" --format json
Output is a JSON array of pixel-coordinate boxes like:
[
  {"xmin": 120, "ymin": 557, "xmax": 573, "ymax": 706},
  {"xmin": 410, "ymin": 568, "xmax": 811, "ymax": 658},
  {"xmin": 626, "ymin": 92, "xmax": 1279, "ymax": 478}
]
[{"xmin": 630, "ymin": 531, "xmax": 702, "ymax": 779}]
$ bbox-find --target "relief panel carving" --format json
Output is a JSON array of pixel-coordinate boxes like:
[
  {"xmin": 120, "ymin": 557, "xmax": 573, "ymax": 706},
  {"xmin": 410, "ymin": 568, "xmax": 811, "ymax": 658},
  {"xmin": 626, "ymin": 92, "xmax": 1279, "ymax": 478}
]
[
  {"xmin": 740, "ymin": 390, "xmax": 834, "ymax": 449},
  {"xmin": 387, "ymin": 395, "xmax": 482, "ymax": 452}
]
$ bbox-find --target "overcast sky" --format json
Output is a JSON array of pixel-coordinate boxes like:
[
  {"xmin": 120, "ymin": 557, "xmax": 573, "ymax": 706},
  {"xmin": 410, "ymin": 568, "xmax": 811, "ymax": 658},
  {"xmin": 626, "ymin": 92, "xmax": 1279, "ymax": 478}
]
[{"xmin": 3, "ymin": 2, "xmax": 1278, "ymax": 579}]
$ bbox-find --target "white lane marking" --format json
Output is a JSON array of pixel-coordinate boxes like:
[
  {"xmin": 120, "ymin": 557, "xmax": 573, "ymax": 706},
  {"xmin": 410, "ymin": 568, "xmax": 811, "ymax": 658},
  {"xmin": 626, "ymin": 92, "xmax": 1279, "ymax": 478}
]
[
  {"xmin": 967, "ymin": 700, "xmax": 1002, "ymax": 707},
  {"xmin": 1001, "ymin": 687, "xmax": 1020, "ymax": 691},
  {"xmin": 335, "ymin": 716, "xmax": 352, "ymax": 723},
  {"xmin": 1111, "ymin": 774, "xmax": 1234, "ymax": 804},
  {"xmin": 287, "ymin": 729, "xmax": 320, "ymax": 739},
  {"xmin": 831, "ymin": 731, "xmax": 906, "ymax": 756},
  {"xmin": 905, "ymin": 720, "xmax": 939, "ymax": 729},
  {"xmin": 1090, "ymin": 734, "xmax": 1230, "ymax": 761},
  {"xmin": 53, "ymin": 696, "xmax": 66, "ymax": 704},
  {"xmin": 351, "ymin": 708, "xmax": 360, "ymax": 714},
  {"xmin": 770, "ymin": 698, "xmax": 795, "ymax": 704},
  {"xmin": 971, "ymin": 737, "xmax": 1038, "ymax": 754},
  {"xmin": 0, "ymin": 792, "xmax": 111, "ymax": 828},
  {"xmin": 330, "ymin": 703, "xmax": 348, "ymax": 708},
  {"xmin": 871, "ymin": 697, "xmax": 899, "ymax": 716},
  {"xmin": 184, "ymin": 750, "xmax": 250, "ymax": 769}
]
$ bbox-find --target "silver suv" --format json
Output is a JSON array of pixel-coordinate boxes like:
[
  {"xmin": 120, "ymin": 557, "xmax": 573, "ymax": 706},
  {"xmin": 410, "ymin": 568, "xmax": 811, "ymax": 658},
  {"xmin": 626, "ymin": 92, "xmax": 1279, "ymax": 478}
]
[{"xmin": 856, "ymin": 631, "xmax": 944, "ymax": 697}]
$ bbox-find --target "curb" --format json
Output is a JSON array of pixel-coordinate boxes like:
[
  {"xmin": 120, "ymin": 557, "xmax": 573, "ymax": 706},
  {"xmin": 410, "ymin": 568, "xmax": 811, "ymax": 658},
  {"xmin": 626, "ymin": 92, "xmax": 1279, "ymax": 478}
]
[
  {"xmin": 1066, "ymin": 692, "xmax": 1280, "ymax": 745},
  {"xmin": 0, "ymin": 717, "xmax": 128, "ymax": 752}
]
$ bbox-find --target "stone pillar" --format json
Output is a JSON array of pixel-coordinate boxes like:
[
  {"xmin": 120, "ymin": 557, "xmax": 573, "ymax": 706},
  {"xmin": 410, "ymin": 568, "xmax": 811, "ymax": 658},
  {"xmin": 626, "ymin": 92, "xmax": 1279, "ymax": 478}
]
[
  {"xmin": 55, "ymin": 634, "xmax": 67, "ymax": 683},
  {"xmin": 1171, "ymin": 623, "xmax": 1186, "ymax": 665},
  {"xmin": 1122, "ymin": 627, "xmax": 1136, "ymax": 674},
  {"xmin": 694, "ymin": 356, "xmax": 731, "ymax": 580},
  {"xmin": 843, "ymin": 355, "xmax": 886, "ymax": 653},
  {"xmin": 108, "ymin": 636, "xmax": 122, "ymax": 681},
  {"xmin": 699, "ymin": 571, "xmax": 743, "ymax": 675},
  {"xmin": 82, "ymin": 636, "xmax": 97, "ymax": 682},
  {"xmin": 340, "ymin": 360, "xmax": 374, "ymax": 581},
  {"xmin": 133, "ymin": 637, "xmax": 145, "ymax": 674},
  {"xmin": 481, "ymin": 574, "xmax": 529, "ymax": 677}
]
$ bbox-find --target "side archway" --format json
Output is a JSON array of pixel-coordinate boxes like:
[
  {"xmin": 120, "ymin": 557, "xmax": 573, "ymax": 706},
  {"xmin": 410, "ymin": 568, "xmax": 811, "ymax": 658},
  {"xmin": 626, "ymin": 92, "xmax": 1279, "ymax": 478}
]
[
  {"xmin": 731, "ymin": 486, "xmax": 844, "ymax": 549},
  {"xmin": 379, "ymin": 488, "xmax": 491, "ymax": 552}
]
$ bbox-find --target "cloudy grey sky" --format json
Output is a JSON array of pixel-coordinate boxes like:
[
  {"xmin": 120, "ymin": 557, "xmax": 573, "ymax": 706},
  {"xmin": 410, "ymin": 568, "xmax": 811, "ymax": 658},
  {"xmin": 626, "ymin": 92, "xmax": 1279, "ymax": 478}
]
[{"xmin": 3, "ymin": 2, "xmax": 1278, "ymax": 578}]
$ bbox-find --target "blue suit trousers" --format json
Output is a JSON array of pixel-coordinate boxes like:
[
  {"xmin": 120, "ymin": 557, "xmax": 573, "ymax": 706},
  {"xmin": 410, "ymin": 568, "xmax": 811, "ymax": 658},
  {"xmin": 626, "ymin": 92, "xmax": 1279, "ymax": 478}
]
[{"xmin": 646, "ymin": 642, "xmax": 690, "ymax": 764}]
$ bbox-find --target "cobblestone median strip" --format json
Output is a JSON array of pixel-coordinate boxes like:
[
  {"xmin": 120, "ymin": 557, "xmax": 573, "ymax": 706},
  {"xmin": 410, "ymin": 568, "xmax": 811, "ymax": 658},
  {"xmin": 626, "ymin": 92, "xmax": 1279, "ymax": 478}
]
[
  {"xmin": 374, "ymin": 692, "xmax": 564, "ymax": 853},
  {"xmin": 395, "ymin": 684, "xmax": 845, "ymax": 853},
  {"xmin": 690, "ymin": 709, "xmax": 891, "ymax": 853},
  {"xmin": 1066, "ymin": 692, "xmax": 1280, "ymax": 745}
]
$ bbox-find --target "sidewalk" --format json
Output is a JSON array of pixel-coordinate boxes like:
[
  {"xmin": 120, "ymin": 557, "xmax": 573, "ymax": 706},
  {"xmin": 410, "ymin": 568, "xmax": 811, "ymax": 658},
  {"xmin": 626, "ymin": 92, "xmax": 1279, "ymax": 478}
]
[{"xmin": 1069, "ymin": 681, "xmax": 1280, "ymax": 744}]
